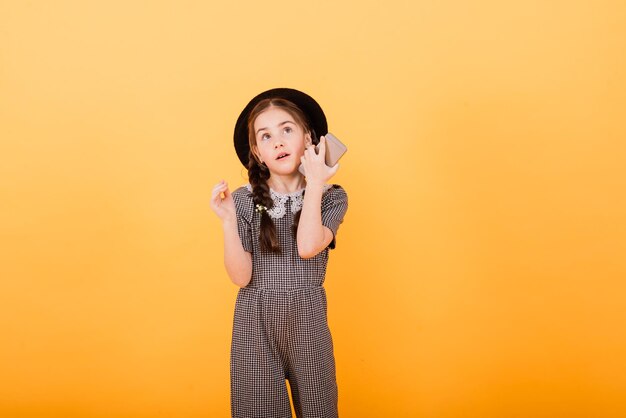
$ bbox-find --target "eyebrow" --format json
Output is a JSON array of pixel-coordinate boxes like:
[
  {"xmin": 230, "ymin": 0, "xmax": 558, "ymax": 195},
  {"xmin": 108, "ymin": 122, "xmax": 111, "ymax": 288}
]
[{"xmin": 256, "ymin": 120, "xmax": 295, "ymax": 135}]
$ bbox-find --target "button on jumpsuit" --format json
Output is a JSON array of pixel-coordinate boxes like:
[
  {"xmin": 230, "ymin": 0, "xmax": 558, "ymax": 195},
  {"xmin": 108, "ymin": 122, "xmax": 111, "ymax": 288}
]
[{"xmin": 229, "ymin": 183, "xmax": 348, "ymax": 418}]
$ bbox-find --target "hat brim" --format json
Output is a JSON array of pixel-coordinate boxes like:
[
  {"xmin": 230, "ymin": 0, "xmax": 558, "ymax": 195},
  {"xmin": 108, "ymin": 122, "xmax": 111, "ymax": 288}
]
[{"xmin": 233, "ymin": 88, "xmax": 328, "ymax": 168}]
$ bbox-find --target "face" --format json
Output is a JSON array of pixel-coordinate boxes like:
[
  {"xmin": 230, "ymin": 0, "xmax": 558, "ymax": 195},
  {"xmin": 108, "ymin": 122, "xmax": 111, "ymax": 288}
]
[{"xmin": 252, "ymin": 106, "xmax": 311, "ymax": 174}]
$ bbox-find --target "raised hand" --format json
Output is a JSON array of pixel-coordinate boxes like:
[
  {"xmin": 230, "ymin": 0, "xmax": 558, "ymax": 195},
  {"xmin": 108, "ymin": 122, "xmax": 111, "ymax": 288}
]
[
  {"xmin": 300, "ymin": 136, "xmax": 339, "ymax": 186},
  {"xmin": 210, "ymin": 179, "xmax": 236, "ymax": 223}
]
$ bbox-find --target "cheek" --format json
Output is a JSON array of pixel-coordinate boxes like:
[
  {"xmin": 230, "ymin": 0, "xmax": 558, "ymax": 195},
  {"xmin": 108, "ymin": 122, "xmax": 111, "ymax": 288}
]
[
  {"xmin": 253, "ymin": 146, "xmax": 267, "ymax": 160},
  {"xmin": 255, "ymin": 143, "xmax": 267, "ymax": 154}
]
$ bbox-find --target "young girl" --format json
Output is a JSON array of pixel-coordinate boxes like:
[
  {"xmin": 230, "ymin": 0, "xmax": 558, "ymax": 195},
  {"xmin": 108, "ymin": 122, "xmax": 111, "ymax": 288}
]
[{"xmin": 210, "ymin": 88, "xmax": 348, "ymax": 418}]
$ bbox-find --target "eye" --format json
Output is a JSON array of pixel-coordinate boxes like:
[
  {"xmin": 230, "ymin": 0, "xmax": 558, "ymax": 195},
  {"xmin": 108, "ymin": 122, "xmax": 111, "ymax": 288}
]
[
  {"xmin": 261, "ymin": 133, "xmax": 270, "ymax": 141},
  {"xmin": 284, "ymin": 126, "xmax": 292, "ymax": 134}
]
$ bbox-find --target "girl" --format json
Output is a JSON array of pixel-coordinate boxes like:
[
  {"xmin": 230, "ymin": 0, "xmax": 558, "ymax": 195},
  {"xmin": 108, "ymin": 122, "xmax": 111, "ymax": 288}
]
[{"xmin": 210, "ymin": 88, "xmax": 348, "ymax": 418}]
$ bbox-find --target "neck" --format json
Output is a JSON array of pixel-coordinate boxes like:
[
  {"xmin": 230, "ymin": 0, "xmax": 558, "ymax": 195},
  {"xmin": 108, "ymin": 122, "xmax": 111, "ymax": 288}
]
[{"xmin": 267, "ymin": 174, "xmax": 307, "ymax": 194}]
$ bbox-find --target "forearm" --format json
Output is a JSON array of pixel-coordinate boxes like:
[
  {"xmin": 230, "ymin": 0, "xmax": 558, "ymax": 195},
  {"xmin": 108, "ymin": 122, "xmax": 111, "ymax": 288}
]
[
  {"xmin": 297, "ymin": 183, "xmax": 326, "ymax": 258},
  {"xmin": 222, "ymin": 219, "xmax": 252, "ymax": 287}
]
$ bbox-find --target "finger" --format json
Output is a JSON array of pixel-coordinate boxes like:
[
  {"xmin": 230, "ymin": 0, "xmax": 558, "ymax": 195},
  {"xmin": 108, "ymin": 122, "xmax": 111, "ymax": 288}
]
[
  {"xmin": 213, "ymin": 179, "xmax": 226, "ymax": 190},
  {"xmin": 315, "ymin": 140, "xmax": 324, "ymax": 157},
  {"xmin": 212, "ymin": 185, "xmax": 225, "ymax": 195},
  {"xmin": 213, "ymin": 184, "xmax": 227, "ymax": 198},
  {"xmin": 212, "ymin": 183, "xmax": 223, "ymax": 194},
  {"xmin": 214, "ymin": 185, "xmax": 226, "ymax": 196}
]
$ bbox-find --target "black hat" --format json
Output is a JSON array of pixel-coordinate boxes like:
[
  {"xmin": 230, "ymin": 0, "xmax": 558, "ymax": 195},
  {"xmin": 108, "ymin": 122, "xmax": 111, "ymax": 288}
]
[{"xmin": 233, "ymin": 87, "xmax": 328, "ymax": 168}]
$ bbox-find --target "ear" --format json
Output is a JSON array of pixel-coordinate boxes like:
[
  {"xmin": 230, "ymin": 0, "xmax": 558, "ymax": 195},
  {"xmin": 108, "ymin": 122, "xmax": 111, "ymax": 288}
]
[{"xmin": 304, "ymin": 132, "xmax": 312, "ymax": 147}]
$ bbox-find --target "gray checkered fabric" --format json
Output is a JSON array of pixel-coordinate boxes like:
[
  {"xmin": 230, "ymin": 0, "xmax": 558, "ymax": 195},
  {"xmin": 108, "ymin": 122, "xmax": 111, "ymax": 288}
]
[{"xmin": 229, "ymin": 183, "xmax": 348, "ymax": 418}]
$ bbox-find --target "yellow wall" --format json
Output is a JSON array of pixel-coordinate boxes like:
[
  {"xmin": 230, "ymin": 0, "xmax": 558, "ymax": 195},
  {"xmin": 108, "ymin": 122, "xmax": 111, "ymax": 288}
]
[{"xmin": 1, "ymin": 1, "xmax": 624, "ymax": 417}]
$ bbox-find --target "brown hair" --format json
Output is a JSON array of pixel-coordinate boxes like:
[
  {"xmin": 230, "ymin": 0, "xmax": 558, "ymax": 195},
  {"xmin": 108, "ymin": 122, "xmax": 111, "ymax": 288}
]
[{"xmin": 247, "ymin": 98, "xmax": 312, "ymax": 253}]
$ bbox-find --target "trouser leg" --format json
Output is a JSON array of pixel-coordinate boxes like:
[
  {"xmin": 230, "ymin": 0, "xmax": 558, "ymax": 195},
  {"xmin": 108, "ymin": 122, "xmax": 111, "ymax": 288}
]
[
  {"xmin": 231, "ymin": 289, "xmax": 292, "ymax": 418},
  {"xmin": 288, "ymin": 288, "xmax": 339, "ymax": 418}
]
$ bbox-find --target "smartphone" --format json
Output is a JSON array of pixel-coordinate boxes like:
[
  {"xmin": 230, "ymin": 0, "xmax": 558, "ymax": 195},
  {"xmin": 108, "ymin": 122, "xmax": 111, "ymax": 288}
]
[{"xmin": 298, "ymin": 132, "xmax": 347, "ymax": 176}]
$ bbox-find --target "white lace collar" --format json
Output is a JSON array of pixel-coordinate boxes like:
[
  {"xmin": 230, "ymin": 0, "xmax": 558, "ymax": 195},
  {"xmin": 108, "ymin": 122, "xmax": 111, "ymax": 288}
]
[{"xmin": 245, "ymin": 183, "xmax": 333, "ymax": 219}]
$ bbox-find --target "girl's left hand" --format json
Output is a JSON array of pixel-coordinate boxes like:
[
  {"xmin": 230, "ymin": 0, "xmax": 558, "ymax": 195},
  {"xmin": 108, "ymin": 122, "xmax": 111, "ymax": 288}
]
[{"xmin": 300, "ymin": 136, "xmax": 340, "ymax": 186}]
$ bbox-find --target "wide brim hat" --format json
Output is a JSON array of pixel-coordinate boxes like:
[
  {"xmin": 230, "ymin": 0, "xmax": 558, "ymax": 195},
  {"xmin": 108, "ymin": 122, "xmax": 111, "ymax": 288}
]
[{"xmin": 233, "ymin": 87, "xmax": 328, "ymax": 168}]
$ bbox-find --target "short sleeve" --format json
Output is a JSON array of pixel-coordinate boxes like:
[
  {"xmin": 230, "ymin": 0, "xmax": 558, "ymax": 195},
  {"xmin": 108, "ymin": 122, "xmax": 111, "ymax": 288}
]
[
  {"xmin": 231, "ymin": 186, "xmax": 254, "ymax": 253},
  {"xmin": 321, "ymin": 184, "xmax": 349, "ymax": 250}
]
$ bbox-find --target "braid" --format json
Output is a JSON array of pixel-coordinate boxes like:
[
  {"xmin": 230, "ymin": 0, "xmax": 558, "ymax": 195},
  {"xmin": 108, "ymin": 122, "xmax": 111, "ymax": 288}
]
[
  {"xmin": 291, "ymin": 189, "xmax": 305, "ymax": 238},
  {"xmin": 248, "ymin": 150, "xmax": 281, "ymax": 254}
]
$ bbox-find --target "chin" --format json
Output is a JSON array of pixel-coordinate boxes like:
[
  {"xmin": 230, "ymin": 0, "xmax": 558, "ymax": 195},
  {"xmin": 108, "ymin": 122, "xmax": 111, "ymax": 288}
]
[{"xmin": 270, "ymin": 165, "xmax": 296, "ymax": 175}]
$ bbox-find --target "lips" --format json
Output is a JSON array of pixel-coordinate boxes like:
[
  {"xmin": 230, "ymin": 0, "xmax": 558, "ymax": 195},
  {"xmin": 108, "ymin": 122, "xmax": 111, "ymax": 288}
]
[{"xmin": 276, "ymin": 153, "xmax": 290, "ymax": 160}]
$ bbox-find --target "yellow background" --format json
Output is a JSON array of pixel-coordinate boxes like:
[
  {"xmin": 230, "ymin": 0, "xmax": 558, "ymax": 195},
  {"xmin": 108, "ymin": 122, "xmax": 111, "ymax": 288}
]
[{"xmin": 1, "ymin": 1, "xmax": 625, "ymax": 417}]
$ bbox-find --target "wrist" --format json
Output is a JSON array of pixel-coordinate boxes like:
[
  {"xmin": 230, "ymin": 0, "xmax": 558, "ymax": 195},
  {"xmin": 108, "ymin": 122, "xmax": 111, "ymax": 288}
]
[
  {"xmin": 305, "ymin": 181, "xmax": 326, "ymax": 191},
  {"xmin": 222, "ymin": 216, "xmax": 237, "ymax": 228}
]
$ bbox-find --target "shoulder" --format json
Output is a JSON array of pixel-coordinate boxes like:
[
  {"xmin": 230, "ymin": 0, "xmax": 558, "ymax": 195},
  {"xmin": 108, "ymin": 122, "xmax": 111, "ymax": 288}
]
[
  {"xmin": 324, "ymin": 183, "xmax": 347, "ymax": 197},
  {"xmin": 232, "ymin": 183, "xmax": 253, "ymax": 199},
  {"xmin": 322, "ymin": 183, "xmax": 348, "ymax": 205},
  {"xmin": 231, "ymin": 183, "xmax": 254, "ymax": 219}
]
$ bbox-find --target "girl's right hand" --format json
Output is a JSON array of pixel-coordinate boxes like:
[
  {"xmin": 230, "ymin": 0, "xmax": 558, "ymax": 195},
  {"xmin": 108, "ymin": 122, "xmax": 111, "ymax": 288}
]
[{"xmin": 210, "ymin": 180, "xmax": 236, "ymax": 223}]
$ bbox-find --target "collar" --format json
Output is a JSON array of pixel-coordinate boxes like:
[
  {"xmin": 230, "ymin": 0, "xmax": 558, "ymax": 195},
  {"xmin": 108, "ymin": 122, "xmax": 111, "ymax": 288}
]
[{"xmin": 244, "ymin": 183, "xmax": 333, "ymax": 219}]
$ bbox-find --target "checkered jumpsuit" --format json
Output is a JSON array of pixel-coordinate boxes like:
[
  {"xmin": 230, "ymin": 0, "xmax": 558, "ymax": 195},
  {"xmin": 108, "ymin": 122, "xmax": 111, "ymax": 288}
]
[{"xmin": 230, "ymin": 183, "xmax": 348, "ymax": 418}]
